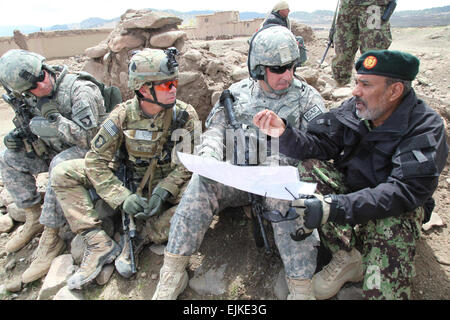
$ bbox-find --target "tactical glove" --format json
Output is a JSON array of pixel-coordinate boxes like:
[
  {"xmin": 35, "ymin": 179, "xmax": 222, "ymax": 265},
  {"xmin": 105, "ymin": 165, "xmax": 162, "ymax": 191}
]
[
  {"xmin": 122, "ymin": 194, "xmax": 149, "ymax": 217},
  {"xmin": 291, "ymin": 194, "xmax": 338, "ymax": 230},
  {"xmin": 140, "ymin": 186, "xmax": 172, "ymax": 219},
  {"xmin": 39, "ymin": 99, "xmax": 60, "ymax": 122},
  {"xmin": 4, "ymin": 130, "xmax": 24, "ymax": 151}
]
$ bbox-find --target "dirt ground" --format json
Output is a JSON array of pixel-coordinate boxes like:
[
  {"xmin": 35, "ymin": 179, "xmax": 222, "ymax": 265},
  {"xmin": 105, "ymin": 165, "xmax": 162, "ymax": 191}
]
[{"xmin": 0, "ymin": 26, "xmax": 449, "ymax": 300}]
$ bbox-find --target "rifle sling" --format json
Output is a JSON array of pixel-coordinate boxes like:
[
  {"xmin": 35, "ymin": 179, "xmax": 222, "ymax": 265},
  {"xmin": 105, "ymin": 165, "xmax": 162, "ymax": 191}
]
[{"xmin": 136, "ymin": 109, "xmax": 173, "ymax": 199}]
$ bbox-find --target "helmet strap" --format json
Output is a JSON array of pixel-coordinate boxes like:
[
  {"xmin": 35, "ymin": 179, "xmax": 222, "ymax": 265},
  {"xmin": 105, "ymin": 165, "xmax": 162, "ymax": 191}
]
[{"xmin": 136, "ymin": 85, "xmax": 175, "ymax": 110}]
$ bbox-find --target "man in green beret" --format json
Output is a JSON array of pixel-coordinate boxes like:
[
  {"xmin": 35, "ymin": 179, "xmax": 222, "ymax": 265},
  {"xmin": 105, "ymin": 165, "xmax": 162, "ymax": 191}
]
[{"xmin": 252, "ymin": 50, "xmax": 449, "ymax": 299}]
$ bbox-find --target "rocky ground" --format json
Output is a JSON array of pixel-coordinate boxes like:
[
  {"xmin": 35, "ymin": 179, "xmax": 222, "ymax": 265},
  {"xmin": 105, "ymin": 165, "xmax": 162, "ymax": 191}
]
[{"xmin": 0, "ymin": 26, "xmax": 448, "ymax": 301}]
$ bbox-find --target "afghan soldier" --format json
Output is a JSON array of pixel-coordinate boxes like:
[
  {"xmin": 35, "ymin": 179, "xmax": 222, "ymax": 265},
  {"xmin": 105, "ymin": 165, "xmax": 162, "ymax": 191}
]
[
  {"xmin": 253, "ymin": 50, "xmax": 449, "ymax": 299},
  {"xmin": 0, "ymin": 49, "xmax": 108, "ymax": 283},
  {"xmin": 332, "ymin": 0, "xmax": 393, "ymax": 86},
  {"xmin": 153, "ymin": 26, "xmax": 327, "ymax": 300},
  {"xmin": 51, "ymin": 48, "xmax": 199, "ymax": 290}
]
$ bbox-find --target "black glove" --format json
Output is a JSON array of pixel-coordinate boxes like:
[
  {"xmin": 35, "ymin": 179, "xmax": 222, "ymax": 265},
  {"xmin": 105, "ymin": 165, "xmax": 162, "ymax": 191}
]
[
  {"xmin": 291, "ymin": 194, "xmax": 338, "ymax": 229},
  {"xmin": 39, "ymin": 98, "xmax": 60, "ymax": 122},
  {"xmin": 146, "ymin": 187, "xmax": 171, "ymax": 218},
  {"xmin": 4, "ymin": 130, "xmax": 23, "ymax": 151},
  {"xmin": 122, "ymin": 193, "xmax": 149, "ymax": 217}
]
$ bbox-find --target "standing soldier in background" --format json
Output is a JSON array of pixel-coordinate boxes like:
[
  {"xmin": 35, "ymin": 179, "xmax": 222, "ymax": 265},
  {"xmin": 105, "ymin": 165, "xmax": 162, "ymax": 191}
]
[
  {"xmin": 262, "ymin": 1, "xmax": 291, "ymax": 30},
  {"xmin": 331, "ymin": 0, "xmax": 394, "ymax": 86},
  {"xmin": 51, "ymin": 48, "xmax": 198, "ymax": 290},
  {"xmin": 0, "ymin": 49, "xmax": 110, "ymax": 284}
]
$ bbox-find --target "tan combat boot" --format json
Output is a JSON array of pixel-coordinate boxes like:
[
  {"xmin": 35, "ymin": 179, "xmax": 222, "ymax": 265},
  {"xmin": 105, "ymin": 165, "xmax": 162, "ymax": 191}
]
[
  {"xmin": 152, "ymin": 251, "xmax": 189, "ymax": 300},
  {"xmin": 286, "ymin": 277, "xmax": 316, "ymax": 300},
  {"xmin": 6, "ymin": 203, "xmax": 44, "ymax": 253},
  {"xmin": 67, "ymin": 229, "xmax": 121, "ymax": 290},
  {"xmin": 21, "ymin": 226, "xmax": 66, "ymax": 283},
  {"xmin": 312, "ymin": 248, "xmax": 364, "ymax": 300}
]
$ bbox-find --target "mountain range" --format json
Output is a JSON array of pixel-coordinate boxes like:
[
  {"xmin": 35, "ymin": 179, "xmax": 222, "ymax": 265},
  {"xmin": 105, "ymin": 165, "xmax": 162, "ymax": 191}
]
[{"xmin": 1, "ymin": 6, "xmax": 449, "ymax": 37}]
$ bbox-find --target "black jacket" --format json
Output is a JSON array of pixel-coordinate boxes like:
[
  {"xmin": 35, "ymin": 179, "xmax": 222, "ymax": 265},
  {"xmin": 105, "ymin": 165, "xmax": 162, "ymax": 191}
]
[
  {"xmin": 280, "ymin": 90, "xmax": 448, "ymax": 225},
  {"xmin": 263, "ymin": 12, "xmax": 289, "ymax": 29}
]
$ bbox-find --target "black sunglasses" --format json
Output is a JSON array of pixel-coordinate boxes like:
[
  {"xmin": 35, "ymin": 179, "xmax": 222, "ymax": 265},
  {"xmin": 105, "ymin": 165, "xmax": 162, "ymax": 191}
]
[
  {"xmin": 28, "ymin": 70, "xmax": 46, "ymax": 90},
  {"xmin": 267, "ymin": 62, "xmax": 296, "ymax": 74}
]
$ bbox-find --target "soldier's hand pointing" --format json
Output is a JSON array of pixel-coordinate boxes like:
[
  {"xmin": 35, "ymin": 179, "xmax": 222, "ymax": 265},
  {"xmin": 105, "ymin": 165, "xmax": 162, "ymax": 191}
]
[{"xmin": 252, "ymin": 109, "xmax": 286, "ymax": 137}]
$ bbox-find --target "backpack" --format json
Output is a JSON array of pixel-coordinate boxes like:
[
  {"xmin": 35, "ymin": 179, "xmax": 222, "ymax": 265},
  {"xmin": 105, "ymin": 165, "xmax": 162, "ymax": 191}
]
[
  {"xmin": 76, "ymin": 71, "xmax": 123, "ymax": 112},
  {"xmin": 296, "ymin": 36, "xmax": 308, "ymax": 66}
]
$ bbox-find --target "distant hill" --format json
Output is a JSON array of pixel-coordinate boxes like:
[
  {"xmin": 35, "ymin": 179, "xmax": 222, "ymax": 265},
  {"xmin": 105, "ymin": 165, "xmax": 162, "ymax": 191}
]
[
  {"xmin": 390, "ymin": 5, "xmax": 450, "ymax": 27},
  {"xmin": 1, "ymin": 6, "xmax": 449, "ymax": 37}
]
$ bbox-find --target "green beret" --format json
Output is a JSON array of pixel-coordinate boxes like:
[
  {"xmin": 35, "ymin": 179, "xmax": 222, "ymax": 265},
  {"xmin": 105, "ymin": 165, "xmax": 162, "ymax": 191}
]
[{"xmin": 355, "ymin": 50, "xmax": 420, "ymax": 81}]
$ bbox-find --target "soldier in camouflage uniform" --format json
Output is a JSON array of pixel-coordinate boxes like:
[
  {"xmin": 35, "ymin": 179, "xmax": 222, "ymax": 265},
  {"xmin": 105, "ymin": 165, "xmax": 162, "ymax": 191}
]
[
  {"xmin": 332, "ymin": 0, "xmax": 392, "ymax": 86},
  {"xmin": 253, "ymin": 50, "xmax": 448, "ymax": 299},
  {"xmin": 0, "ymin": 49, "xmax": 107, "ymax": 284},
  {"xmin": 153, "ymin": 26, "xmax": 327, "ymax": 300},
  {"xmin": 51, "ymin": 48, "xmax": 199, "ymax": 290}
]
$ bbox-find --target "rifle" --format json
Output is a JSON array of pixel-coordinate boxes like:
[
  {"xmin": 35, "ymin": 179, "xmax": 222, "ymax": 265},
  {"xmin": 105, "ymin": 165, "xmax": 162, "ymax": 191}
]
[
  {"xmin": 320, "ymin": 0, "xmax": 340, "ymax": 65},
  {"xmin": 382, "ymin": 0, "xmax": 397, "ymax": 22},
  {"xmin": 220, "ymin": 90, "xmax": 271, "ymax": 254},
  {"xmin": 116, "ymin": 162, "xmax": 137, "ymax": 275},
  {"xmin": 1, "ymin": 85, "xmax": 48, "ymax": 159}
]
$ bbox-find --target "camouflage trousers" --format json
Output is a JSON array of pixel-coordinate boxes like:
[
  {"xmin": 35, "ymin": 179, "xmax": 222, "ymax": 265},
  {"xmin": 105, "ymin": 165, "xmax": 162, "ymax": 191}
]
[
  {"xmin": 332, "ymin": 0, "xmax": 392, "ymax": 85},
  {"xmin": 0, "ymin": 146, "xmax": 87, "ymax": 229},
  {"xmin": 51, "ymin": 158, "xmax": 183, "ymax": 244},
  {"xmin": 166, "ymin": 172, "xmax": 321, "ymax": 280},
  {"xmin": 298, "ymin": 159, "xmax": 423, "ymax": 300}
]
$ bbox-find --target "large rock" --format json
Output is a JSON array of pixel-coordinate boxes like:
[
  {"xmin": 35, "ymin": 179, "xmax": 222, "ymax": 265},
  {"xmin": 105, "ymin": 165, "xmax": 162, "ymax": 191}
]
[
  {"xmin": 179, "ymin": 71, "xmax": 201, "ymax": 86},
  {"xmin": 85, "ymin": 43, "xmax": 109, "ymax": 59},
  {"xmin": 332, "ymin": 87, "xmax": 353, "ymax": 100},
  {"xmin": 291, "ymin": 21, "xmax": 316, "ymax": 43},
  {"xmin": 38, "ymin": 254, "xmax": 75, "ymax": 300},
  {"xmin": 150, "ymin": 30, "xmax": 186, "ymax": 48},
  {"xmin": 109, "ymin": 34, "xmax": 145, "ymax": 53},
  {"xmin": 296, "ymin": 67, "xmax": 319, "ymax": 86},
  {"xmin": 53, "ymin": 286, "xmax": 85, "ymax": 300},
  {"xmin": 231, "ymin": 67, "xmax": 249, "ymax": 82},
  {"xmin": 0, "ymin": 214, "xmax": 14, "ymax": 233},
  {"xmin": 122, "ymin": 11, "xmax": 182, "ymax": 30}
]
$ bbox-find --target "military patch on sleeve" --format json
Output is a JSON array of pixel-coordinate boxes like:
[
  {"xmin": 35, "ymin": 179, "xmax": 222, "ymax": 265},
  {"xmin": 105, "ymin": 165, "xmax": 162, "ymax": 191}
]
[
  {"xmin": 94, "ymin": 135, "xmax": 107, "ymax": 149},
  {"xmin": 303, "ymin": 105, "xmax": 323, "ymax": 122},
  {"xmin": 80, "ymin": 116, "xmax": 93, "ymax": 128},
  {"xmin": 103, "ymin": 120, "xmax": 119, "ymax": 137}
]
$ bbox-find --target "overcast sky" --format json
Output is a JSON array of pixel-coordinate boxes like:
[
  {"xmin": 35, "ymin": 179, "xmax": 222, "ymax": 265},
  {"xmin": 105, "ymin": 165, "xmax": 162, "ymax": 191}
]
[{"xmin": 1, "ymin": 0, "xmax": 449, "ymax": 27}]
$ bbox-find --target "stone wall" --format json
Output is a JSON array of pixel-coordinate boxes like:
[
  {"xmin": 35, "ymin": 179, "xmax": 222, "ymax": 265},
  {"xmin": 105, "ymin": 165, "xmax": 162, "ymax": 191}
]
[{"xmin": 0, "ymin": 29, "xmax": 112, "ymax": 59}]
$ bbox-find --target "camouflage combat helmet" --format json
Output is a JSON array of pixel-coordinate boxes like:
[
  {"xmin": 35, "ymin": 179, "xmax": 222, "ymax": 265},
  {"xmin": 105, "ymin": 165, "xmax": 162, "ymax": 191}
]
[
  {"xmin": 128, "ymin": 48, "xmax": 179, "ymax": 91},
  {"xmin": 248, "ymin": 25, "xmax": 299, "ymax": 81},
  {"xmin": 0, "ymin": 49, "xmax": 46, "ymax": 94}
]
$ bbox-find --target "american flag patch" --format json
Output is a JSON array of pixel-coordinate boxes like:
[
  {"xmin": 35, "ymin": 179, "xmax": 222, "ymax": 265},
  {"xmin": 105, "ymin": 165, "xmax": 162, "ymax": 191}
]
[{"xmin": 103, "ymin": 120, "xmax": 119, "ymax": 137}]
